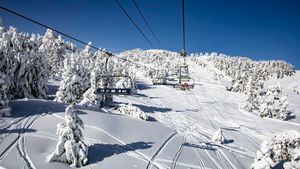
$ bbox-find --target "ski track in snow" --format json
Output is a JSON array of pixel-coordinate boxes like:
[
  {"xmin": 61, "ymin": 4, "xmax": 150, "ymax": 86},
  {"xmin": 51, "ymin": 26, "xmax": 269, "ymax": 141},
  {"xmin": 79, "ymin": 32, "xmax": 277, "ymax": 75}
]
[
  {"xmin": 0, "ymin": 114, "xmax": 40, "ymax": 161},
  {"xmin": 170, "ymin": 136, "xmax": 186, "ymax": 169},
  {"xmin": 146, "ymin": 132, "xmax": 177, "ymax": 169},
  {"xmin": 51, "ymin": 113, "xmax": 167, "ymax": 169}
]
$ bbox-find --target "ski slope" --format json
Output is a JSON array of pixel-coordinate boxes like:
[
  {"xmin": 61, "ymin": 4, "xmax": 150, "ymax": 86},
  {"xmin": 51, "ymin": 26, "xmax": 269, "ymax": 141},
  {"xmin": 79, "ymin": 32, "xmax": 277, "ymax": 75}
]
[{"xmin": 0, "ymin": 69, "xmax": 299, "ymax": 169}]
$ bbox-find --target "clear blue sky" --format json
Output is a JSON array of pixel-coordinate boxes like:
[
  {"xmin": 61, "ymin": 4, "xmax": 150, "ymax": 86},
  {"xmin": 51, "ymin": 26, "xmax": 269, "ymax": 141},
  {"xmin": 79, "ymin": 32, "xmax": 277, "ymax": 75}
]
[{"xmin": 1, "ymin": 0, "xmax": 300, "ymax": 68}]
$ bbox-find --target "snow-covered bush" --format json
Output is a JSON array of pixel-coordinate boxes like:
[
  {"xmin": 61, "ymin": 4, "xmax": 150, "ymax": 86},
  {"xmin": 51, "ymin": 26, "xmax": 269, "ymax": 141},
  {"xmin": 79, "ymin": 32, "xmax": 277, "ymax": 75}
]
[
  {"xmin": 252, "ymin": 130, "xmax": 300, "ymax": 169},
  {"xmin": 48, "ymin": 105, "xmax": 88, "ymax": 167},
  {"xmin": 211, "ymin": 128, "xmax": 225, "ymax": 144},
  {"xmin": 116, "ymin": 103, "xmax": 148, "ymax": 120},
  {"xmin": 0, "ymin": 72, "xmax": 11, "ymax": 116},
  {"xmin": 258, "ymin": 84, "xmax": 290, "ymax": 120}
]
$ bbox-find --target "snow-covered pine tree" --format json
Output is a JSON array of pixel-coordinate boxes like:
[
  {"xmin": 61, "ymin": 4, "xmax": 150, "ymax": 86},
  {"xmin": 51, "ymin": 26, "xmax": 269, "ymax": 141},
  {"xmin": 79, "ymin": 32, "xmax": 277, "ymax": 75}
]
[
  {"xmin": 0, "ymin": 26, "xmax": 49, "ymax": 99},
  {"xmin": 55, "ymin": 42, "xmax": 95, "ymax": 104},
  {"xmin": 252, "ymin": 130, "xmax": 300, "ymax": 169},
  {"xmin": 0, "ymin": 72, "xmax": 11, "ymax": 116},
  {"xmin": 258, "ymin": 84, "xmax": 290, "ymax": 120},
  {"xmin": 39, "ymin": 29, "xmax": 66, "ymax": 77},
  {"xmin": 80, "ymin": 69, "xmax": 105, "ymax": 106},
  {"xmin": 55, "ymin": 52, "xmax": 88, "ymax": 104},
  {"xmin": 48, "ymin": 105, "xmax": 88, "ymax": 167},
  {"xmin": 241, "ymin": 74, "xmax": 263, "ymax": 112}
]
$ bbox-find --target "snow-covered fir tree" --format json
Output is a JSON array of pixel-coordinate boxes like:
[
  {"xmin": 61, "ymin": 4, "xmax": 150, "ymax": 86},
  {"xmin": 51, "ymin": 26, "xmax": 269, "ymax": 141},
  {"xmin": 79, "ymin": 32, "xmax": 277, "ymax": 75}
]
[
  {"xmin": 252, "ymin": 130, "xmax": 300, "ymax": 169},
  {"xmin": 0, "ymin": 26, "xmax": 49, "ymax": 100},
  {"xmin": 48, "ymin": 105, "xmax": 88, "ymax": 167},
  {"xmin": 241, "ymin": 75, "xmax": 263, "ymax": 112},
  {"xmin": 0, "ymin": 72, "xmax": 11, "ymax": 116},
  {"xmin": 80, "ymin": 69, "xmax": 105, "ymax": 106},
  {"xmin": 258, "ymin": 84, "xmax": 290, "ymax": 120},
  {"xmin": 39, "ymin": 29, "xmax": 67, "ymax": 77},
  {"xmin": 55, "ymin": 52, "xmax": 90, "ymax": 104}
]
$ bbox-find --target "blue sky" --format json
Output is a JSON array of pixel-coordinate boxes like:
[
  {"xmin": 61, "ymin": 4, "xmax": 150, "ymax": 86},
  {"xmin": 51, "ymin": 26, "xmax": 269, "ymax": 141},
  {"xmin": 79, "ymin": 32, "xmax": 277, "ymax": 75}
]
[{"xmin": 1, "ymin": 0, "xmax": 300, "ymax": 68}]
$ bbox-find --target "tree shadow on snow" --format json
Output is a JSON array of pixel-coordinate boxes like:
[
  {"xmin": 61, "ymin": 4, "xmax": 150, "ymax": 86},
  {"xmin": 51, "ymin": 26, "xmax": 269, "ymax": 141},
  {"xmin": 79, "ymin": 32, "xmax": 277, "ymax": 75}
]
[
  {"xmin": 88, "ymin": 141, "xmax": 153, "ymax": 164},
  {"xmin": 10, "ymin": 99, "xmax": 71, "ymax": 118},
  {"xmin": 285, "ymin": 111, "xmax": 296, "ymax": 121},
  {"xmin": 47, "ymin": 84, "xmax": 59, "ymax": 96},
  {"xmin": 0, "ymin": 128, "xmax": 37, "ymax": 135},
  {"xmin": 132, "ymin": 103, "xmax": 172, "ymax": 114},
  {"xmin": 135, "ymin": 81, "xmax": 154, "ymax": 90}
]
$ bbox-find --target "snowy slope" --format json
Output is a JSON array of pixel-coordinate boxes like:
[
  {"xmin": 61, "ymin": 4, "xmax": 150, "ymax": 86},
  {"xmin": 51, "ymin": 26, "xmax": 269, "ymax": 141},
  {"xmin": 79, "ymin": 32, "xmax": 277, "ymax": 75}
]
[{"xmin": 1, "ymin": 52, "xmax": 300, "ymax": 169}]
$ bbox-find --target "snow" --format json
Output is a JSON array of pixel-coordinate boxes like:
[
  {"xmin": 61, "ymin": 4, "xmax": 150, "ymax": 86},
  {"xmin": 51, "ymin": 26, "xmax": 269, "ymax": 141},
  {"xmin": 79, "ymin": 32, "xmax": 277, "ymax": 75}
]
[
  {"xmin": 1, "ymin": 28, "xmax": 300, "ymax": 169},
  {"xmin": 2, "ymin": 66, "xmax": 299, "ymax": 168}
]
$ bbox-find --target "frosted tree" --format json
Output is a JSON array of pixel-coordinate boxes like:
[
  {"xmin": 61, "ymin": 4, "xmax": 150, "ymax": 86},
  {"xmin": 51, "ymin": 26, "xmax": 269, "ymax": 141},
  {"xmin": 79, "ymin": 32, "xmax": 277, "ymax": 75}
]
[
  {"xmin": 258, "ymin": 84, "xmax": 290, "ymax": 120},
  {"xmin": 0, "ymin": 72, "xmax": 11, "ymax": 116},
  {"xmin": 211, "ymin": 128, "xmax": 225, "ymax": 144},
  {"xmin": 80, "ymin": 69, "xmax": 105, "ymax": 106},
  {"xmin": 39, "ymin": 29, "xmax": 67, "ymax": 77},
  {"xmin": 252, "ymin": 130, "xmax": 300, "ymax": 169},
  {"xmin": 241, "ymin": 75, "xmax": 263, "ymax": 112},
  {"xmin": 55, "ymin": 51, "xmax": 90, "ymax": 104},
  {"xmin": 48, "ymin": 105, "xmax": 88, "ymax": 167},
  {"xmin": 0, "ymin": 26, "xmax": 49, "ymax": 99}
]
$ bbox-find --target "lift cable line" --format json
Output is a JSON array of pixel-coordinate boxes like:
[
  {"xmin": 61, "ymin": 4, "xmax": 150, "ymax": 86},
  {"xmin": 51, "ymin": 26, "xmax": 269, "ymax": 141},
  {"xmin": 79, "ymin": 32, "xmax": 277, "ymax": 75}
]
[
  {"xmin": 0, "ymin": 5, "xmax": 159, "ymax": 71},
  {"xmin": 114, "ymin": 0, "xmax": 155, "ymax": 48},
  {"xmin": 0, "ymin": 6, "xmax": 111, "ymax": 55},
  {"xmin": 132, "ymin": 0, "xmax": 163, "ymax": 48},
  {"xmin": 181, "ymin": 0, "xmax": 187, "ymax": 65}
]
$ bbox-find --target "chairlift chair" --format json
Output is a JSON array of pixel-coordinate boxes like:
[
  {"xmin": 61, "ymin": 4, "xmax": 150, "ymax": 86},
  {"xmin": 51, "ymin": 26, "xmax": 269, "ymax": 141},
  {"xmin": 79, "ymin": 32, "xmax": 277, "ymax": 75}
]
[
  {"xmin": 173, "ymin": 65, "xmax": 195, "ymax": 90},
  {"xmin": 94, "ymin": 75, "xmax": 134, "ymax": 95}
]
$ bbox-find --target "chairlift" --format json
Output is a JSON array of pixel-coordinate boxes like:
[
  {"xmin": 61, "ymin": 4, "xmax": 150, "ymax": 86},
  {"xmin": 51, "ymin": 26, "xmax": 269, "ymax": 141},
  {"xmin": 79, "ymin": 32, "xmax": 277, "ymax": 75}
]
[
  {"xmin": 173, "ymin": 65, "xmax": 195, "ymax": 90},
  {"xmin": 94, "ymin": 55, "xmax": 134, "ymax": 95},
  {"xmin": 94, "ymin": 75, "xmax": 133, "ymax": 95}
]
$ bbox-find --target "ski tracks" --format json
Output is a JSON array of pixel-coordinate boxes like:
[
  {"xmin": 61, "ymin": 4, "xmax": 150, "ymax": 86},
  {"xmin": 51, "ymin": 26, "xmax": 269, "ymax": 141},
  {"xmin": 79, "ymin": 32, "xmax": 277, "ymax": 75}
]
[
  {"xmin": 171, "ymin": 136, "xmax": 186, "ymax": 169},
  {"xmin": 0, "ymin": 114, "xmax": 40, "ymax": 169},
  {"xmin": 146, "ymin": 132, "xmax": 177, "ymax": 169}
]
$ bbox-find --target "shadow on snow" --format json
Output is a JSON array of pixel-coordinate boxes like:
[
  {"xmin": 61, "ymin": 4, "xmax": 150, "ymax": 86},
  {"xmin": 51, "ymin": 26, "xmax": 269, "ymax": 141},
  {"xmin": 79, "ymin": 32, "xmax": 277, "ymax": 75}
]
[{"xmin": 88, "ymin": 141, "xmax": 153, "ymax": 164}]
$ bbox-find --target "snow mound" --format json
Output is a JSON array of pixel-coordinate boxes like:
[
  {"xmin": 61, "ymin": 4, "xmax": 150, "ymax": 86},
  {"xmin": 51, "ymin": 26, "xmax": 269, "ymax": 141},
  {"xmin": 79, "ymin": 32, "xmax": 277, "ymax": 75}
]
[
  {"xmin": 116, "ymin": 103, "xmax": 149, "ymax": 121},
  {"xmin": 252, "ymin": 130, "xmax": 300, "ymax": 169},
  {"xmin": 48, "ymin": 105, "xmax": 88, "ymax": 167},
  {"xmin": 212, "ymin": 128, "xmax": 226, "ymax": 144}
]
